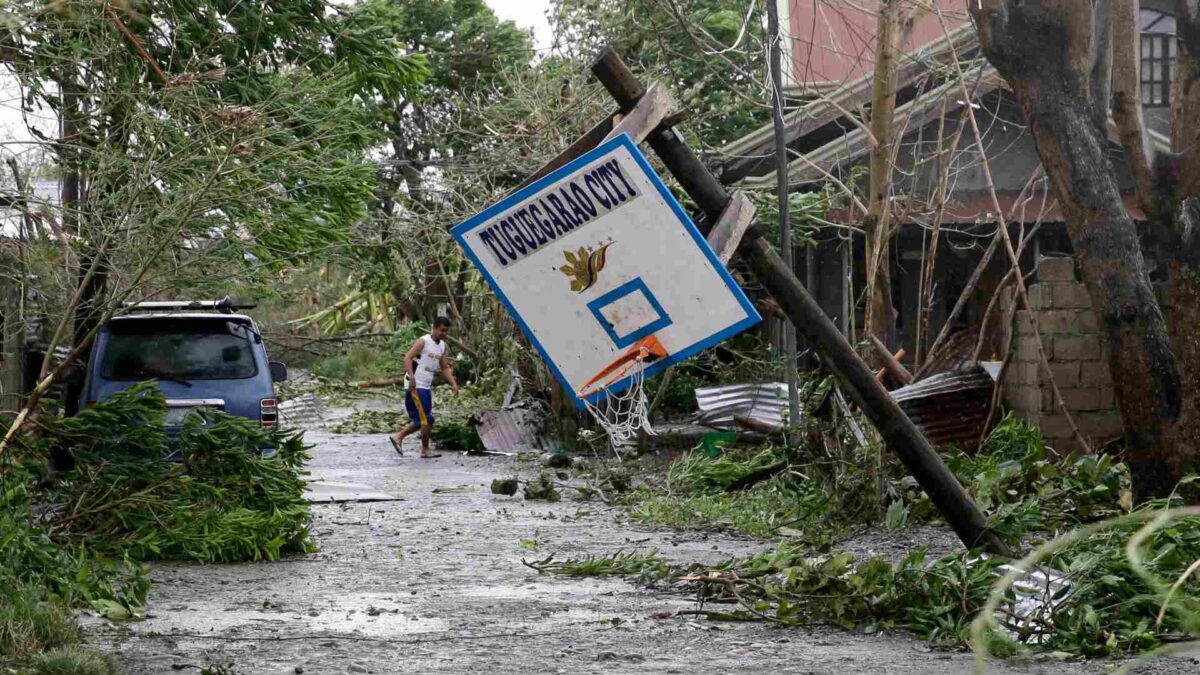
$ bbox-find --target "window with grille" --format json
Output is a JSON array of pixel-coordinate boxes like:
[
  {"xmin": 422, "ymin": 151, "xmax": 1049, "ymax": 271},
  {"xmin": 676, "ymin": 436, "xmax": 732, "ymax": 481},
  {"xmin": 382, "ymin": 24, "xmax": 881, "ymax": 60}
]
[{"xmin": 1141, "ymin": 10, "xmax": 1177, "ymax": 108}]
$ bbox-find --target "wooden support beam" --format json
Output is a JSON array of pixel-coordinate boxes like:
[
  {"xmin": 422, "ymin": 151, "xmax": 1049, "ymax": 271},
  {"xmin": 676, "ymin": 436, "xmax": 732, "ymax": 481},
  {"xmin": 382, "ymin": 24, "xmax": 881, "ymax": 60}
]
[
  {"xmin": 603, "ymin": 82, "xmax": 677, "ymax": 144},
  {"xmin": 870, "ymin": 336, "xmax": 913, "ymax": 385},
  {"xmin": 591, "ymin": 46, "xmax": 1011, "ymax": 557},
  {"xmin": 707, "ymin": 191, "xmax": 755, "ymax": 265}
]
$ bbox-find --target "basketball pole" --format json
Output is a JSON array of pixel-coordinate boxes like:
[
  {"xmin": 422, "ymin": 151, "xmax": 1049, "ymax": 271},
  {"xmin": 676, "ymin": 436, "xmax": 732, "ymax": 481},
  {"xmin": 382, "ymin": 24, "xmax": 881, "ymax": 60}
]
[
  {"xmin": 589, "ymin": 47, "xmax": 1013, "ymax": 558},
  {"xmin": 766, "ymin": 0, "xmax": 802, "ymax": 435}
]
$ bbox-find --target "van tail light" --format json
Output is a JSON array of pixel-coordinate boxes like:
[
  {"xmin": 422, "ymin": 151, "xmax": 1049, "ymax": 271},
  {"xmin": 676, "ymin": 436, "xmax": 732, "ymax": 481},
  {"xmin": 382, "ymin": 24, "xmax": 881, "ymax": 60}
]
[{"xmin": 260, "ymin": 398, "xmax": 277, "ymax": 429}]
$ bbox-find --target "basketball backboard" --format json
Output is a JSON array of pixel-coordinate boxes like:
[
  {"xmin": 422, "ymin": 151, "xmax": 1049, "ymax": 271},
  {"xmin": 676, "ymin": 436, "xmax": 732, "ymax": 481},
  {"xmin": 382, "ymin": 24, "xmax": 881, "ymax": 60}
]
[{"xmin": 452, "ymin": 134, "xmax": 761, "ymax": 407}]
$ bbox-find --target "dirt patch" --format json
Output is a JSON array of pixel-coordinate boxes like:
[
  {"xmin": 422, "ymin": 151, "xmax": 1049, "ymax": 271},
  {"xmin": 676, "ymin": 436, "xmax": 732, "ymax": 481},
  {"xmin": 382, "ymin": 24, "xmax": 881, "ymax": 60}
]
[{"xmin": 82, "ymin": 427, "xmax": 1195, "ymax": 674}]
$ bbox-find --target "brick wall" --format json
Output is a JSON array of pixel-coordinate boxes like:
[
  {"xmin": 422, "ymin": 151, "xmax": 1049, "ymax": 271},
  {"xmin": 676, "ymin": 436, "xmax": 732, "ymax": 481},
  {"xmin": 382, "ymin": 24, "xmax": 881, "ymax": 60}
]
[{"xmin": 1000, "ymin": 257, "xmax": 1124, "ymax": 451}]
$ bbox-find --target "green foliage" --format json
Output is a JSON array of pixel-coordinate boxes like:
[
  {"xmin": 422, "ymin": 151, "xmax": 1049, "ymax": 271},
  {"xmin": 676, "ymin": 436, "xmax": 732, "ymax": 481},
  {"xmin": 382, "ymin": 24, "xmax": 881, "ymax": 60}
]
[
  {"xmin": 1, "ymin": 382, "xmax": 315, "ymax": 669},
  {"xmin": 885, "ymin": 500, "xmax": 909, "ymax": 531},
  {"xmin": 38, "ymin": 385, "xmax": 314, "ymax": 563},
  {"xmin": 0, "ymin": 587, "xmax": 78, "ymax": 663},
  {"xmin": 330, "ymin": 381, "xmax": 501, "ymax": 447},
  {"xmin": 1026, "ymin": 503, "xmax": 1200, "ymax": 655},
  {"xmin": 902, "ymin": 415, "xmax": 1132, "ymax": 545},
  {"xmin": 752, "ymin": 191, "xmax": 830, "ymax": 250},
  {"xmin": 666, "ymin": 448, "xmax": 781, "ymax": 494},
  {"xmin": 0, "ymin": 469, "xmax": 147, "ymax": 612},
  {"xmin": 431, "ymin": 420, "xmax": 485, "ymax": 453},
  {"xmin": 20, "ymin": 649, "xmax": 120, "ymax": 675},
  {"xmin": 331, "ymin": 405, "xmax": 485, "ymax": 453},
  {"xmin": 527, "ymin": 550, "xmax": 671, "ymax": 582},
  {"xmin": 310, "ymin": 345, "xmax": 406, "ymax": 382},
  {"xmin": 304, "ymin": 325, "xmax": 431, "ymax": 382},
  {"xmin": 332, "ymin": 409, "xmax": 408, "ymax": 435},
  {"xmin": 551, "ymin": 0, "xmax": 767, "ymax": 147},
  {"xmin": 631, "ymin": 478, "xmax": 830, "ymax": 539},
  {"xmin": 602, "ymin": 411, "xmax": 1200, "ymax": 656},
  {"xmin": 3, "ymin": 0, "xmax": 429, "ymax": 319},
  {"xmin": 541, "ymin": 504, "xmax": 1200, "ymax": 657}
]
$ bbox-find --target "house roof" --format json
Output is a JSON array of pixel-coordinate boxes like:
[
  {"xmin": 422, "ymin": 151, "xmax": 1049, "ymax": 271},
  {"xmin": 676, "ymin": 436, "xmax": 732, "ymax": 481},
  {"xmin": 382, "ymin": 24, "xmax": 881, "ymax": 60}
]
[
  {"xmin": 715, "ymin": 22, "xmax": 980, "ymax": 184},
  {"xmin": 739, "ymin": 65, "xmax": 1005, "ymax": 189},
  {"xmin": 717, "ymin": 20, "xmax": 1176, "ymax": 225}
]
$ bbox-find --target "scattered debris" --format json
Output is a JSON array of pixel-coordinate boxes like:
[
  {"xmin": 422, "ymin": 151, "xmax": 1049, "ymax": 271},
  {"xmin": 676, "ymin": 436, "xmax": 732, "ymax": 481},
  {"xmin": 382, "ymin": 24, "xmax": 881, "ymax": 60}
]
[
  {"xmin": 303, "ymin": 481, "xmax": 400, "ymax": 503},
  {"xmin": 490, "ymin": 477, "xmax": 520, "ymax": 496},
  {"xmin": 890, "ymin": 366, "xmax": 995, "ymax": 451},
  {"xmin": 694, "ymin": 382, "xmax": 789, "ymax": 430},
  {"xmin": 477, "ymin": 405, "xmax": 551, "ymax": 453},
  {"xmin": 331, "ymin": 409, "xmax": 406, "ymax": 434},
  {"xmin": 279, "ymin": 394, "xmax": 326, "ymax": 430},
  {"xmin": 523, "ymin": 474, "xmax": 561, "ymax": 502},
  {"xmin": 432, "ymin": 485, "xmax": 475, "ymax": 495},
  {"xmin": 990, "ymin": 557, "xmax": 1072, "ymax": 644},
  {"xmin": 542, "ymin": 452, "xmax": 573, "ymax": 469}
]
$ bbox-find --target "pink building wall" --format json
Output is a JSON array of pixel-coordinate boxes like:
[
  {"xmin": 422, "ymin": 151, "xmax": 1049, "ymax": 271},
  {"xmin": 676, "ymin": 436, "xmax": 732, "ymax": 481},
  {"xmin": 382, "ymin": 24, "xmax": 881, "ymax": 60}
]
[{"xmin": 786, "ymin": 1, "xmax": 970, "ymax": 87}]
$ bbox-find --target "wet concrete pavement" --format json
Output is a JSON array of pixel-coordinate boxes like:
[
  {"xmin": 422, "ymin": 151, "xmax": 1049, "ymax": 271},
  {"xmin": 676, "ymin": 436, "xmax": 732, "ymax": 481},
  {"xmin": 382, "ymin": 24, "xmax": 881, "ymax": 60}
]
[{"xmin": 87, "ymin": 430, "xmax": 1196, "ymax": 674}]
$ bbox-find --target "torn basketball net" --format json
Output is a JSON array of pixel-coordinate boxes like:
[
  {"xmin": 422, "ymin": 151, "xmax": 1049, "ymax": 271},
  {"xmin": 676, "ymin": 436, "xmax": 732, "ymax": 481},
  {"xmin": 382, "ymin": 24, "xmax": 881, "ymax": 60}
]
[{"xmin": 579, "ymin": 336, "xmax": 667, "ymax": 453}]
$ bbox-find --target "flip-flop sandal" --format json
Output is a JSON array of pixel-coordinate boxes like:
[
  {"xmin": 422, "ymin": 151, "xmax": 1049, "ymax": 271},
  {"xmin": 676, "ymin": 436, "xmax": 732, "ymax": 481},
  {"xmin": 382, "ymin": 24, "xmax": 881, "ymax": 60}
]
[
  {"xmin": 420, "ymin": 453, "xmax": 442, "ymax": 459},
  {"xmin": 388, "ymin": 436, "xmax": 404, "ymax": 455}
]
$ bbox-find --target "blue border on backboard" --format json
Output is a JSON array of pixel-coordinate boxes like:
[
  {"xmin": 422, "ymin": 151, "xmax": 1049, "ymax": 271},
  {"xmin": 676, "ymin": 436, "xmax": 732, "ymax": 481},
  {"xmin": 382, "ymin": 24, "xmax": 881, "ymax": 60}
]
[
  {"xmin": 586, "ymin": 277, "xmax": 673, "ymax": 349},
  {"xmin": 451, "ymin": 133, "xmax": 761, "ymax": 409}
]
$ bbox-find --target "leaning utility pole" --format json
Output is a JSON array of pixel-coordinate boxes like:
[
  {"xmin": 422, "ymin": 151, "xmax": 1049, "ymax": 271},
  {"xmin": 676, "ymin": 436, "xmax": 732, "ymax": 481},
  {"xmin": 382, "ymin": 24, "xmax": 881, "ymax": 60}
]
[
  {"xmin": 766, "ymin": 0, "xmax": 800, "ymax": 429},
  {"xmin": 589, "ymin": 47, "xmax": 1011, "ymax": 557}
]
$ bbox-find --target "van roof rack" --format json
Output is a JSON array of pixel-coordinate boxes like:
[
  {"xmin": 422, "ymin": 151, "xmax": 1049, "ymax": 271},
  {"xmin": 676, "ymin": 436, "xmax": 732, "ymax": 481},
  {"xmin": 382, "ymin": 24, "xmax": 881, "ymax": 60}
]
[{"xmin": 121, "ymin": 296, "xmax": 257, "ymax": 314}]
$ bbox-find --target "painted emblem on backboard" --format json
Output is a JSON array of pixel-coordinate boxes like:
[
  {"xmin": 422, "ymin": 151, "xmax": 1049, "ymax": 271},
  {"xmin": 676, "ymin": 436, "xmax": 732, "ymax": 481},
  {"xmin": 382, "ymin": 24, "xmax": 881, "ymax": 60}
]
[{"xmin": 559, "ymin": 242, "xmax": 614, "ymax": 292}]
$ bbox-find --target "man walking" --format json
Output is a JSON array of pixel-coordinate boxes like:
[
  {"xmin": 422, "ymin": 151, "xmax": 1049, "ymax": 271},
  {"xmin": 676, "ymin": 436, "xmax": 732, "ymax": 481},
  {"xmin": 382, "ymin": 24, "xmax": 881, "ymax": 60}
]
[{"xmin": 389, "ymin": 317, "xmax": 459, "ymax": 458}]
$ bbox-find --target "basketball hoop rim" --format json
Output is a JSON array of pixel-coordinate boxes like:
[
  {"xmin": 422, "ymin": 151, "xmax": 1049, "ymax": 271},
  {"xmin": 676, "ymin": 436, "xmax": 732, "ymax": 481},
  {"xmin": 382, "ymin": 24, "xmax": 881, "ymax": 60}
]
[{"xmin": 578, "ymin": 334, "xmax": 668, "ymax": 399}]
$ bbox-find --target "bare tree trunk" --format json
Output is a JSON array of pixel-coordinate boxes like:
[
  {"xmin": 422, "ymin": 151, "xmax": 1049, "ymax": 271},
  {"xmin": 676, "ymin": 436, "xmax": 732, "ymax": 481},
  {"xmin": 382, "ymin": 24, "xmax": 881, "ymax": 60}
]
[
  {"xmin": 863, "ymin": 1, "xmax": 909, "ymax": 351},
  {"xmin": 972, "ymin": 1, "xmax": 1190, "ymax": 499}
]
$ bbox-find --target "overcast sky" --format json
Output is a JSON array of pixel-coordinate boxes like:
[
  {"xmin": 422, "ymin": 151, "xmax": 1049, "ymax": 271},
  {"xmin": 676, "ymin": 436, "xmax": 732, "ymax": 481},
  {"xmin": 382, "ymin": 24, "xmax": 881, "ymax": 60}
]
[
  {"xmin": 0, "ymin": 1, "xmax": 556, "ymax": 156},
  {"xmin": 486, "ymin": 0, "xmax": 553, "ymax": 50}
]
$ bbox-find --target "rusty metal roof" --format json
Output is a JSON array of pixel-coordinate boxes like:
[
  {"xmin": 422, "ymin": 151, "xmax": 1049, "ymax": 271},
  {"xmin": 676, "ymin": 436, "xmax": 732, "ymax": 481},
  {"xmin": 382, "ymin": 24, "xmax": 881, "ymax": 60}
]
[
  {"xmin": 891, "ymin": 366, "xmax": 995, "ymax": 451},
  {"xmin": 694, "ymin": 382, "xmax": 789, "ymax": 430}
]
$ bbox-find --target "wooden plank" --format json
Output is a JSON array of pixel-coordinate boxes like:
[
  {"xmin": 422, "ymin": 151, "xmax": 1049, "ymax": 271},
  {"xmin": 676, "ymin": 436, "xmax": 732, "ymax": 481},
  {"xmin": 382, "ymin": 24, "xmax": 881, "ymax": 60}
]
[
  {"xmin": 602, "ymin": 82, "xmax": 677, "ymax": 144},
  {"xmin": 705, "ymin": 191, "xmax": 755, "ymax": 265},
  {"xmin": 591, "ymin": 46, "xmax": 1012, "ymax": 558}
]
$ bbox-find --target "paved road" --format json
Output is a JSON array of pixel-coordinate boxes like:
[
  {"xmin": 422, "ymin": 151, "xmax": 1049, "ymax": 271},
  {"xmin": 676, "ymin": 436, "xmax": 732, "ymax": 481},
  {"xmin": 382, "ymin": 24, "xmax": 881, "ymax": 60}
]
[{"xmin": 89, "ymin": 430, "xmax": 1194, "ymax": 674}]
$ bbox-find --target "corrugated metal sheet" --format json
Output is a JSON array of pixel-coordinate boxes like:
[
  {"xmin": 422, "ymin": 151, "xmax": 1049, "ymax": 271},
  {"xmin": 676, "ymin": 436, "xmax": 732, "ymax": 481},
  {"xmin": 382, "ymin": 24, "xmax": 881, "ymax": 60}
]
[
  {"xmin": 694, "ymin": 382, "xmax": 789, "ymax": 430},
  {"xmin": 279, "ymin": 394, "xmax": 325, "ymax": 430},
  {"xmin": 477, "ymin": 406, "xmax": 552, "ymax": 453},
  {"xmin": 891, "ymin": 366, "xmax": 995, "ymax": 450}
]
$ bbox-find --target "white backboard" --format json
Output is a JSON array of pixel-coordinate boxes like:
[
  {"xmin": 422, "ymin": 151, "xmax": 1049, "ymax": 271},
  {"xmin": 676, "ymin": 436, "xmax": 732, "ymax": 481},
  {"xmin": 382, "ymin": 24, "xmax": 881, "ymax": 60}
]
[{"xmin": 453, "ymin": 134, "xmax": 760, "ymax": 407}]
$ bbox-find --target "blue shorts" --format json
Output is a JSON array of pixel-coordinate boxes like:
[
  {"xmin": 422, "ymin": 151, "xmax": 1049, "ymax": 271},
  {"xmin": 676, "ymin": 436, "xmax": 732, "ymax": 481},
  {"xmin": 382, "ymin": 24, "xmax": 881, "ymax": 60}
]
[{"xmin": 405, "ymin": 388, "xmax": 434, "ymax": 427}]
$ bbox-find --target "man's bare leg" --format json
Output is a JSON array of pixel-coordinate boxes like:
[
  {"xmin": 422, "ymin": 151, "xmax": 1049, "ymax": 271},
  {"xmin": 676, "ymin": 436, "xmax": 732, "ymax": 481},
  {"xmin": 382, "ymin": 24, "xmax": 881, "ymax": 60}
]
[
  {"xmin": 419, "ymin": 424, "xmax": 440, "ymax": 458},
  {"xmin": 390, "ymin": 423, "xmax": 418, "ymax": 454}
]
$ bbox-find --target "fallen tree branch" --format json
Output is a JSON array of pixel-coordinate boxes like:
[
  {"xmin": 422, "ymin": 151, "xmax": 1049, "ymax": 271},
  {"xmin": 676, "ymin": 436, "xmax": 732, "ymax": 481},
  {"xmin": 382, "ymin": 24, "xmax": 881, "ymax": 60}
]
[{"xmin": 724, "ymin": 460, "xmax": 788, "ymax": 492}]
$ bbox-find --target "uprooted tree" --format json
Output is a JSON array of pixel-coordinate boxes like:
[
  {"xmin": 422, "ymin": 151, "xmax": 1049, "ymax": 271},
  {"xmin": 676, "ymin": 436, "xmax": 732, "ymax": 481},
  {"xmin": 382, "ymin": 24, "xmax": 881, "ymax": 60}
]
[{"xmin": 971, "ymin": 1, "xmax": 1200, "ymax": 500}]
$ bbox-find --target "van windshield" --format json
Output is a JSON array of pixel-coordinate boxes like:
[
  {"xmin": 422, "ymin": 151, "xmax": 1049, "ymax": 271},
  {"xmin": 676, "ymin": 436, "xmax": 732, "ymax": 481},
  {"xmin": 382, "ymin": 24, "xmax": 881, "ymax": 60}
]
[{"xmin": 100, "ymin": 319, "xmax": 258, "ymax": 381}]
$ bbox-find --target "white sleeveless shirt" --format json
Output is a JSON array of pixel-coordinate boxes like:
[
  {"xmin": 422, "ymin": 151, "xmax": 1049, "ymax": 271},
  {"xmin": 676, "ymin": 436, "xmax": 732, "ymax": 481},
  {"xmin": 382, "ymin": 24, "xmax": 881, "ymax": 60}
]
[{"xmin": 406, "ymin": 334, "xmax": 446, "ymax": 389}]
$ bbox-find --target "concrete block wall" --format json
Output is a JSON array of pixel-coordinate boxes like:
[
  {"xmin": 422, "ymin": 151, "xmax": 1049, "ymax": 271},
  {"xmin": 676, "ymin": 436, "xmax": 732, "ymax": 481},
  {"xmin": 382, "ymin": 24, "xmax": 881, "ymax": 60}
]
[{"xmin": 1000, "ymin": 257, "xmax": 1124, "ymax": 451}]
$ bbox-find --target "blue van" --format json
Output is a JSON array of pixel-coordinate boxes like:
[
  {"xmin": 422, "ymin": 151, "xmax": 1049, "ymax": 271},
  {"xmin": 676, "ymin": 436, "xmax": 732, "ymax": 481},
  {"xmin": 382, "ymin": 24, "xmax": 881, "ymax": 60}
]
[{"xmin": 78, "ymin": 298, "xmax": 287, "ymax": 455}]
